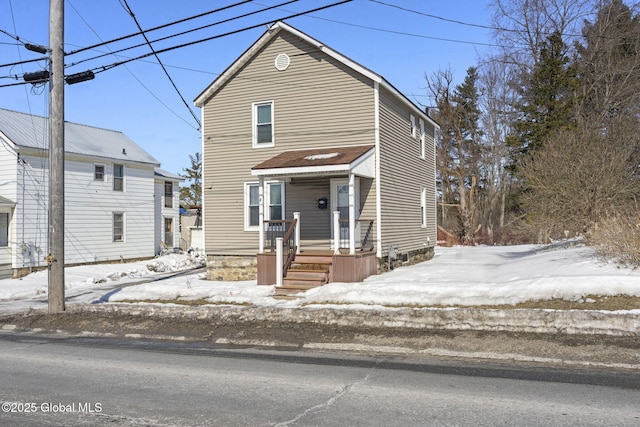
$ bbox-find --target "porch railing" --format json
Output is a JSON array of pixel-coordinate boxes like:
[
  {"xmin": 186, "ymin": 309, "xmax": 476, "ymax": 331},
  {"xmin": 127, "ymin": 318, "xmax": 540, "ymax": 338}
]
[
  {"xmin": 338, "ymin": 218, "xmax": 375, "ymax": 252},
  {"xmin": 265, "ymin": 218, "xmax": 298, "ymax": 277}
]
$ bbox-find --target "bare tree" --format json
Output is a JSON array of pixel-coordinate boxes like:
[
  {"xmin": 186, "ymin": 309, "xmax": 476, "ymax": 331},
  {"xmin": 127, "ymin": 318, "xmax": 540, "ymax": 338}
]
[
  {"xmin": 519, "ymin": 123, "xmax": 640, "ymax": 241},
  {"xmin": 491, "ymin": 0, "xmax": 597, "ymax": 70},
  {"xmin": 477, "ymin": 58, "xmax": 520, "ymax": 242},
  {"xmin": 427, "ymin": 68, "xmax": 483, "ymax": 243}
]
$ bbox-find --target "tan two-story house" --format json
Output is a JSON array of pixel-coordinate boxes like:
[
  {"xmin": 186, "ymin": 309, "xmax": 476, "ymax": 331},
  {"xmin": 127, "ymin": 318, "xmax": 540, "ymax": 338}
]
[{"xmin": 194, "ymin": 21, "xmax": 438, "ymax": 293}]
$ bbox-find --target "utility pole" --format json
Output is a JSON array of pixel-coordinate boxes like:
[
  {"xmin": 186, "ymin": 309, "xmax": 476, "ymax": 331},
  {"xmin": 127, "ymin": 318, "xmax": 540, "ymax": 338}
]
[{"xmin": 48, "ymin": 0, "xmax": 65, "ymax": 313}]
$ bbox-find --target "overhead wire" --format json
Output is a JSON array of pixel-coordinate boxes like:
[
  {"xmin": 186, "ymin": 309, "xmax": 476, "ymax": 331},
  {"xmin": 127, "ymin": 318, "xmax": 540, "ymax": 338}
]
[
  {"xmin": 120, "ymin": 0, "xmax": 201, "ymax": 129},
  {"xmin": 89, "ymin": 0, "xmax": 353, "ymax": 76},
  {"xmin": 66, "ymin": 0, "xmax": 199, "ymax": 131},
  {"xmin": 66, "ymin": 0, "xmax": 254, "ymax": 56},
  {"xmin": 66, "ymin": 0, "xmax": 301, "ymax": 69}
]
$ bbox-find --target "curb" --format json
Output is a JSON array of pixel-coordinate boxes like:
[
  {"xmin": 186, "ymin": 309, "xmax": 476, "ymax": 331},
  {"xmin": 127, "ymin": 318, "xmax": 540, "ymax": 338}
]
[{"xmin": 69, "ymin": 303, "xmax": 640, "ymax": 336}]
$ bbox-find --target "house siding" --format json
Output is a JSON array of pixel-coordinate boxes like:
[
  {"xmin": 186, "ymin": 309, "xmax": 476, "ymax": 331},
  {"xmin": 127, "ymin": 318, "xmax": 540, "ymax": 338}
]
[
  {"xmin": 0, "ymin": 140, "xmax": 18, "ymax": 276},
  {"xmin": 156, "ymin": 178, "xmax": 181, "ymax": 252},
  {"xmin": 10, "ymin": 152, "xmax": 156, "ymax": 269},
  {"xmin": 201, "ymin": 31, "xmax": 376, "ymax": 255},
  {"xmin": 378, "ymin": 86, "xmax": 437, "ymax": 258}
]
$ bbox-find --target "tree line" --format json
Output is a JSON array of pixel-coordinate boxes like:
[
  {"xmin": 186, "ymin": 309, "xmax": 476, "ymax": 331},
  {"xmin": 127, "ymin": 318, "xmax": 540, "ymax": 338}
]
[{"xmin": 429, "ymin": 0, "xmax": 640, "ymax": 265}]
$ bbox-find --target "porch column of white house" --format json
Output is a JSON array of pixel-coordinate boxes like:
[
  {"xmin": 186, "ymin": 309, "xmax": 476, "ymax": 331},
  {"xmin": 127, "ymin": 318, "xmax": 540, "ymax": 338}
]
[
  {"xmin": 258, "ymin": 175, "xmax": 265, "ymax": 253},
  {"xmin": 348, "ymin": 172, "xmax": 356, "ymax": 255}
]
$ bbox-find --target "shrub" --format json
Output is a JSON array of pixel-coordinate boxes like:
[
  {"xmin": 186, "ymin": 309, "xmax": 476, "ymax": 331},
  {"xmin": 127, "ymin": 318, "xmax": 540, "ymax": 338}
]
[{"xmin": 589, "ymin": 213, "xmax": 640, "ymax": 268}]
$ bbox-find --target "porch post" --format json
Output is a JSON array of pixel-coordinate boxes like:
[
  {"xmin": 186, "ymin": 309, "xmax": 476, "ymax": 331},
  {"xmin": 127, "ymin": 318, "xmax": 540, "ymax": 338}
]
[
  {"xmin": 293, "ymin": 211, "xmax": 301, "ymax": 254},
  {"xmin": 258, "ymin": 175, "xmax": 265, "ymax": 253},
  {"xmin": 348, "ymin": 173, "xmax": 356, "ymax": 255},
  {"xmin": 275, "ymin": 237, "xmax": 283, "ymax": 286},
  {"xmin": 332, "ymin": 210, "xmax": 340, "ymax": 254}
]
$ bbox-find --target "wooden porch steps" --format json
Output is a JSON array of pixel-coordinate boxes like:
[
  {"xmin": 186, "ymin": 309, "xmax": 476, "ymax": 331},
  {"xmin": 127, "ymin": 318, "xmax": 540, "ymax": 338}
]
[{"xmin": 274, "ymin": 251, "xmax": 334, "ymax": 296}]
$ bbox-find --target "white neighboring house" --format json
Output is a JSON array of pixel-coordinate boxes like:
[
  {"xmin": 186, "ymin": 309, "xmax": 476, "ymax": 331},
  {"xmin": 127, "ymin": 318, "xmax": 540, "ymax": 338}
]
[
  {"xmin": 154, "ymin": 168, "xmax": 183, "ymax": 254},
  {"xmin": 0, "ymin": 108, "xmax": 176, "ymax": 279}
]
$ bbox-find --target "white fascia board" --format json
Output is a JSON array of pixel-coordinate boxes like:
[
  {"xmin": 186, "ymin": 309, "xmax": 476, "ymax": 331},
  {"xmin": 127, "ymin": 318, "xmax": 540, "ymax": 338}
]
[
  {"xmin": 349, "ymin": 149, "xmax": 375, "ymax": 178},
  {"xmin": 276, "ymin": 22, "xmax": 382, "ymax": 84},
  {"xmin": 252, "ymin": 163, "xmax": 349, "ymax": 177}
]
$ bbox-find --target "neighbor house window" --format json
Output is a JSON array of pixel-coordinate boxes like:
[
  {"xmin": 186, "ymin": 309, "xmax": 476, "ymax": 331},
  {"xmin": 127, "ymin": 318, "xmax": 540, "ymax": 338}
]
[
  {"xmin": 253, "ymin": 101, "xmax": 274, "ymax": 147},
  {"xmin": 0, "ymin": 212, "xmax": 8, "ymax": 247},
  {"xmin": 164, "ymin": 217, "xmax": 173, "ymax": 247},
  {"xmin": 164, "ymin": 181, "xmax": 173, "ymax": 208},
  {"xmin": 113, "ymin": 213, "xmax": 124, "ymax": 242},
  {"xmin": 113, "ymin": 164, "xmax": 124, "ymax": 191},
  {"xmin": 94, "ymin": 164, "xmax": 105, "ymax": 181},
  {"xmin": 245, "ymin": 182, "xmax": 284, "ymax": 229}
]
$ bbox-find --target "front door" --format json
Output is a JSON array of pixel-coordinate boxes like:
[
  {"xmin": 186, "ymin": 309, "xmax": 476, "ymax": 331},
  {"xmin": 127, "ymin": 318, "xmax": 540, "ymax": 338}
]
[{"xmin": 330, "ymin": 178, "xmax": 359, "ymax": 240}]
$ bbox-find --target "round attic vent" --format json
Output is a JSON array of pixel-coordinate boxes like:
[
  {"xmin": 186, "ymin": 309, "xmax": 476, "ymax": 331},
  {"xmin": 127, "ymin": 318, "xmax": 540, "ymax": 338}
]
[{"xmin": 274, "ymin": 53, "xmax": 290, "ymax": 71}]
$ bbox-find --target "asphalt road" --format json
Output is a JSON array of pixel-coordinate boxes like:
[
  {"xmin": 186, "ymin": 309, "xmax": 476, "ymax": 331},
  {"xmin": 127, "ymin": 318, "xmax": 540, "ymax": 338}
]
[{"xmin": 1, "ymin": 333, "xmax": 638, "ymax": 426}]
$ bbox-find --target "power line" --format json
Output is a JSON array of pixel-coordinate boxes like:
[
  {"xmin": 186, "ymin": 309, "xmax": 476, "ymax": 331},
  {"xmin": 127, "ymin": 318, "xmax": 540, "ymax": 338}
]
[
  {"xmin": 90, "ymin": 0, "xmax": 354, "ymax": 76},
  {"xmin": 65, "ymin": 0, "xmax": 253, "ymax": 56},
  {"xmin": 0, "ymin": 56, "xmax": 48, "ymax": 69},
  {"xmin": 66, "ymin": 0, "xmax": 301, "ymax": 69},
  {"xmin": 119, "ymin": 0, "xmax": 201, "ymax": 129},
  {"xmin": 66, "ymin": 0, "xmax": 198, "ymax": 131}
]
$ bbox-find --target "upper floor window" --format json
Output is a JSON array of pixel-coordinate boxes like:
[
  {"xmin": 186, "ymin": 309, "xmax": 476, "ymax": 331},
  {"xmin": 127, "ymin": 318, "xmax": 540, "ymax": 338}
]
[
  {"xmin": 164, "ymin": 181, "xmax": 173, "ymax": 208},
  {"xmin": 419, "ymin": 119, "xmax": 425, "ymax": 159},
  {"xmin": 253, "ymin": 101, "xmax": 274, "ymax": 147},
  {"xmin": 113, "ymin": 164, "xmax": 124, "ymax": 191},
  {"xmin": 94, "ymin": 164, "xmax": 105, "ymax": 181},
  {"xmin": 410, "ymin": 114, "xmax": 417, "ymax": 138}
]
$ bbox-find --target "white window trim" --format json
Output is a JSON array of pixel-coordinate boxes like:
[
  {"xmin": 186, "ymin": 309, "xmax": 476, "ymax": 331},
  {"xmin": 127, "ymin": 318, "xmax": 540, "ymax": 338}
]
[
  {"xmin": 419, "ymin": 119, "xmax": 426, "ymax": 159},
  {"xmin": 0, "ymin": 210, "xmax": 10, "ymax": 247},
  {"xmin": 252, "ymin": 100, "xmax": 275, "ymax": 148},
  {"xmin": 244, "ymin": 181, "xmax": 285, "ymax": 231},
  {"xmin": 410, "ymin": 114, "xmax": 416, "ymax": 139},
  {"xmin": 94, "ymin": 163, "xmax": 105, "ymax": 181},
  {"xmin": 113, "ymin": 212, "xmax": 125, "ymax": 242},
  {"xmin": 113, "ymin": 163, "xmax": 125, "ymax": 192},
  {"xmin": 164, "ymin": 181, "xmax": 173, "ymax": 208}
]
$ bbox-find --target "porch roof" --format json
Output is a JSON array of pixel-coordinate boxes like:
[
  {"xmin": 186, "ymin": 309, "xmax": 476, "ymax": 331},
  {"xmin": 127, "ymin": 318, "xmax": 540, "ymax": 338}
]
[
  {"xmin": 0, "ymin": 195, "xmax": 15, "ymax": 207},
  {"xmin": 251, "ymin": 145, "xmax": 375, "ymax": 178}
]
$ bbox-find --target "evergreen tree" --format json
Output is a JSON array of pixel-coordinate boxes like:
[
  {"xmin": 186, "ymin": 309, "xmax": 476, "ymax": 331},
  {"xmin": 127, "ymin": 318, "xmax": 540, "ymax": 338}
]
[
  {"xmin": 179, "ymin": 152, "xmax": 202, "ymax": 208},
  {"xmin": 508, "ymin": 31, "xmax": 579, "ymax": 162},
  {"xmin": 430, "ymin": 67, "xmax": 483, "ymax": 243},
  {"xmin": 576, "ymin": 0, "xmax": 640, "ymax": 123}
]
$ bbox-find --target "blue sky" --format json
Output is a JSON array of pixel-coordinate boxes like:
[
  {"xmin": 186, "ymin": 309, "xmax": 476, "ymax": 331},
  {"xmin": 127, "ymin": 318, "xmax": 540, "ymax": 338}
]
[{"xmin": 1, "ymin": 0, "xmax": 494, "ymax": 176}]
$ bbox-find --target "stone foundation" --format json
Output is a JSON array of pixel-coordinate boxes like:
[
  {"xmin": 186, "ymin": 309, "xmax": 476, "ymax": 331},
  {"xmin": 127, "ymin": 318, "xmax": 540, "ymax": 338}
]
[
  {"xmin": 206, "ymin": 255, "xmax": 257, "ymax": 281},
  {"xmin": 377, "ymin": 245, "xmax": 435, "ymax": 273}
]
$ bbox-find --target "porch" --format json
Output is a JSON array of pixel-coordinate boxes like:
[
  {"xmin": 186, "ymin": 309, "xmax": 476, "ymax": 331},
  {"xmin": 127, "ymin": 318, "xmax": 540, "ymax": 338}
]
[
  {"xmin": 251, "ymin": 145, "xmax": 378, "ymax": 292},
  {"xmin": 256, "ymin": 215, "xmax": 377, "ymax": 294}
]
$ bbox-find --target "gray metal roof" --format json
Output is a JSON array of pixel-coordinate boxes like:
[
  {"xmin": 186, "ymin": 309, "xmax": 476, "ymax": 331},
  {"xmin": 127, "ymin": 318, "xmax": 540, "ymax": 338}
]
[
  {"xmin": 0, "ymin": 108, "xmax": 160, "ymax": 166},
  {"xmin": 0, "ymin": 195, "xmax": 15, "ymax": 206},
  {"xmin": 154, "ymin": 167, "xmax": 184, "ymax": 181}
]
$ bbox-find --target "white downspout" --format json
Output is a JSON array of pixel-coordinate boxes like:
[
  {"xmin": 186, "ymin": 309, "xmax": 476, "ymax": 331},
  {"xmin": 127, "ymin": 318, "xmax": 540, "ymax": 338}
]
[
  {"xmin": 374, "ymin": 81, "xmax": 382, "ymax": 258},
  {"xmin": 348, "ymin": 172, "xmax": 356, "ymax": 255}
]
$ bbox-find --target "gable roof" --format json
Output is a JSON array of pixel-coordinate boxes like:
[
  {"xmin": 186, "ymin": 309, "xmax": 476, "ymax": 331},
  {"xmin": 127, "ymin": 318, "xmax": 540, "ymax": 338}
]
[
  {"xmin": 0, "ymin": 108, "xmax": 160, "ymax": 166},
  {"xmin": 154, "ymin": 167, "xmax": 184, "ymax": 181},
  {"xmin": 194, "ymin": 21, "xmax": 437, "ymax": 128}
]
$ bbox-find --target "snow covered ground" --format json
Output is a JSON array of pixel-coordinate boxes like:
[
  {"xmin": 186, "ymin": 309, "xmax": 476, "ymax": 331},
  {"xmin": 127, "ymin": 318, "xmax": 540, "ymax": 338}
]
[{"xmin": 1, "ymin": 241, "xmax": 638, "ymax": 312}]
